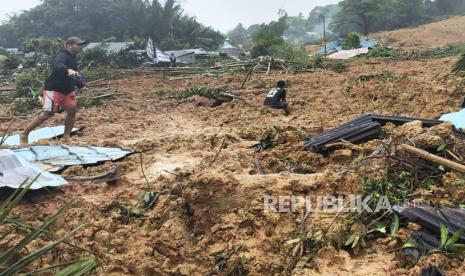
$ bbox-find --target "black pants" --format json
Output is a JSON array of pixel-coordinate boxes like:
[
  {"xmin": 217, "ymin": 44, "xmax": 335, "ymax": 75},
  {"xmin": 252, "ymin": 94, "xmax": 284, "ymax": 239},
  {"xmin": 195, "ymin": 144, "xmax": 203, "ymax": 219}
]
[
  {"xmin": 265, "ymin": 101, "xmax": 290, "ymax": 115},
  {"xmin": 265, "ymin": 100, "xmax": 288, "ymax": 109}
]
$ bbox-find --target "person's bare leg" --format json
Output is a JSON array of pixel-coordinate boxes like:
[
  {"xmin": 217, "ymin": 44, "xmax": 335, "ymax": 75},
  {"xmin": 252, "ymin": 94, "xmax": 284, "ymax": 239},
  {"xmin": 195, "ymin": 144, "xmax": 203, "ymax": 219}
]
[
  {"xmin": 20, "ymin": 112, "xmax": 53, "ymax": 145},
  {"xmin": 63, "ymin": 107, "xmax": 77, "ymax": 140}
]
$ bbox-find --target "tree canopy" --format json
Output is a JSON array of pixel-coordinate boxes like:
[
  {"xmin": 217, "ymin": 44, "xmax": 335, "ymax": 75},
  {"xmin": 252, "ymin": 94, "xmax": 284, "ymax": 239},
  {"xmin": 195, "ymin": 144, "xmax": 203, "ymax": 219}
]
[
  {"xmin": 0, "ymin": 0, "xmax": 224, "ymax": 50},
  {"xmin": 330, "ymin": 0, "xmax": 465, "ymax": 37}
]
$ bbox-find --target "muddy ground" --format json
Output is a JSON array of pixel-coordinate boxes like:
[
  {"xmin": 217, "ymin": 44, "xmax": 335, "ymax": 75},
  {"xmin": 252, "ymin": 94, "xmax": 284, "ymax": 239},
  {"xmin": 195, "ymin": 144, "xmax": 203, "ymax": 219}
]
[{"xmin": 2, "ymin": 56, "xmax": 465, "ymax": 275}]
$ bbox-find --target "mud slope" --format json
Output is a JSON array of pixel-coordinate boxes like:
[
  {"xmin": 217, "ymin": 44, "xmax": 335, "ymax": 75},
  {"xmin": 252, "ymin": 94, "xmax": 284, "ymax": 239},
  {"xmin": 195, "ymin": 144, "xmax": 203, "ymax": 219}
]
[
  {"xmin": 373, "ymin": 15, "xmax": 465, "ymax": 49},
  {"xmin": 1, "ymin": 56, "xmax": 465, "ymax": 275}
]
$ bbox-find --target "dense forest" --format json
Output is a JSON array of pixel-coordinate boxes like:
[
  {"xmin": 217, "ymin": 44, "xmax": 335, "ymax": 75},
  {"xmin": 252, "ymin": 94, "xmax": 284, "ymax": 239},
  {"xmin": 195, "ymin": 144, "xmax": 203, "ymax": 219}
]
[{"xmin": 0, "ymin": 0, "xmax": 225, "ymax": 50}]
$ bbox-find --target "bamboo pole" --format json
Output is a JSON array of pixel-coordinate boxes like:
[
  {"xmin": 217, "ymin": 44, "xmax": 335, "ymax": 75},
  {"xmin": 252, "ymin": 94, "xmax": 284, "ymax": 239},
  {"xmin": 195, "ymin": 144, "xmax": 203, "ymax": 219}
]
[
  {"xmin": 400, "ymin": 144, "xmax": 465, "ymax": 173},
  {"xmin": 241, "ymin": 63, "xmax": 255, "ymax": 89}
]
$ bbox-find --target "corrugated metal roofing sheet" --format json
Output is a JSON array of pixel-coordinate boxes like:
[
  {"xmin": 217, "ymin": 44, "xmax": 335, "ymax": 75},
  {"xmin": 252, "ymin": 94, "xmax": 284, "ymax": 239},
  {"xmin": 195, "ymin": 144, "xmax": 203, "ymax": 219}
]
[
  {"xmin": 3, "ymin": 126, "xmax": 81, "ymax": 146},
  {"xmin": 85, "ymin": 42, "xmax": 136, "ymax": 54},
  {"xmin": 327, "ymin": 47, "xmax": 370, "ymax": 60},
  {"xmin": 165, "ymin": 48, "xmax": 208, "ymax": 56},
  {"xmin": 318, "ymin": 39, "xmax": 378, "ymax": 54},
  {"xmin": 0, "ymin": 149, "xmax": 68, "ymax": 190},
  {"xmin": 13, "ymin": 146, "xmax": 133, "ymax": 172}
]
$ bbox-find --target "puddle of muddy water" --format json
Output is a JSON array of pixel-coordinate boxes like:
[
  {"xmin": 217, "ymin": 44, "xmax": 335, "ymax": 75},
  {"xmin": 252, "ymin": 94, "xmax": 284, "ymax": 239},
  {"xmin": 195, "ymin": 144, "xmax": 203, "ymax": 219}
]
[{"xmin": 151, "ymin": 154, "xmax": 198, "ymax": 177}]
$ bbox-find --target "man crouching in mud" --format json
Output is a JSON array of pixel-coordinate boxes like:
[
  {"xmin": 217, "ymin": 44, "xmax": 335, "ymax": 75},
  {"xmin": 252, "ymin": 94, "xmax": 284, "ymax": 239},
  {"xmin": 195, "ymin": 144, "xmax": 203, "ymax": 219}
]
[
  {"xmin": 21, "ymin": 37, "xmax": 88, "ymax": 145},
  {"xmin": 264, "ymin": 80, "xmax": 290, "ymax": 116}
]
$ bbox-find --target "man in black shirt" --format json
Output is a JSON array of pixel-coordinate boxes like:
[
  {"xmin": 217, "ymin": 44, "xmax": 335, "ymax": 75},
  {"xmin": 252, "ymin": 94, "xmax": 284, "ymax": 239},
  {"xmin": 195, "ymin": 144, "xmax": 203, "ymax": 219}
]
[
  {"xmin": 264, "ymin": 80, "xmax": 290, "ymax": 115},
  {"xmin": 170, "ymin": 53, "xmax": 177, "ymax": 68},
  {"xmin": 20, "ymin": 37, "xmax": 88, "ymax": 144}
]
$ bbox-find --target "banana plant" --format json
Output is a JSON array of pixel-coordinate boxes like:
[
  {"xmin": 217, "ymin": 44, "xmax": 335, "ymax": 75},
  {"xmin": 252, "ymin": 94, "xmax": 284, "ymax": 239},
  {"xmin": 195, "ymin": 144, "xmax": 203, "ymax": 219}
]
[{"xmin": 0, "ymin": 177, "xmax": 99, "ymax": 275}]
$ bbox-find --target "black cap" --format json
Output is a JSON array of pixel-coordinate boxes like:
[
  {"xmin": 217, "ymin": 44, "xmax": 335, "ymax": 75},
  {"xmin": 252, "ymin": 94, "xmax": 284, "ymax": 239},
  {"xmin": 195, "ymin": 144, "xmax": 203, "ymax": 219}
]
[
  {"xmin": 277, "ymin": 80, "xmax": 286, "ymax": 87},
  {"xmin": 65, "ymin": 37, "xmax": 88, "ymax": 47}
]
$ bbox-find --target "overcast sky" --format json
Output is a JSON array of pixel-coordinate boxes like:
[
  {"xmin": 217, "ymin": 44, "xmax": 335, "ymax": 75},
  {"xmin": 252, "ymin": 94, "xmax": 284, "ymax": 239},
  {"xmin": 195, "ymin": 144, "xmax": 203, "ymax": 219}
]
[{"xmin": 1, "ymin": 0, "xmax": 340, "ymax": 33}]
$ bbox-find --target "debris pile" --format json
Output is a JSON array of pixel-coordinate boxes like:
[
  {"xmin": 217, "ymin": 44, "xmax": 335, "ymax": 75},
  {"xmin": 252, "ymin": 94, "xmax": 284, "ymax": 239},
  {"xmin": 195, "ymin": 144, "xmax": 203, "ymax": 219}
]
[{"xmin": 304, "ymin": 113, "xmax": 458, "ymax": 153}]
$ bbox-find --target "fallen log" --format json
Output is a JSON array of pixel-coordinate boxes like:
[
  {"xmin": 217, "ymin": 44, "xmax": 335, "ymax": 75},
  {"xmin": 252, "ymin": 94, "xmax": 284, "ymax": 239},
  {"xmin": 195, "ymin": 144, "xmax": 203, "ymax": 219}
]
[
  {"xmin": 400, "ymin": 144, "xmax": 465, "ymax": 173},
  {"xmin": 86, "ymin": 78, "xmax": 107, "ymax": 85}
]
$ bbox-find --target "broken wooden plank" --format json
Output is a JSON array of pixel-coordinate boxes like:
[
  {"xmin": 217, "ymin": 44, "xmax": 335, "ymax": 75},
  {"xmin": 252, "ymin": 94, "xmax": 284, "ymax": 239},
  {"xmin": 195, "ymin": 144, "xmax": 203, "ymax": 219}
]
[{"xmin": 92, "ymin": 93, "xmax": 120, "ymax": 100}]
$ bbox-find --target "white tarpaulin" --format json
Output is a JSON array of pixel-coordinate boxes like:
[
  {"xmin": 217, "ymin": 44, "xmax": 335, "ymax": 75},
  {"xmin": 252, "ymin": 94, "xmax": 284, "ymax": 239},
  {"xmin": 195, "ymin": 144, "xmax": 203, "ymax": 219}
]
[{"xmin": 440, "ymin": 109, "xmax": 465, "ymax": 129}]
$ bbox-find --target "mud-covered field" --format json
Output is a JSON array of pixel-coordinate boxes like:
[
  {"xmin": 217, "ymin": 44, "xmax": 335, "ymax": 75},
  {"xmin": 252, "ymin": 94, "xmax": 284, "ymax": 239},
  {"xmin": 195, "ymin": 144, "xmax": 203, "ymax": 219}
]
[{"xmin": 2, "ymin": 56, "xmax": 465, "ymax": 275}]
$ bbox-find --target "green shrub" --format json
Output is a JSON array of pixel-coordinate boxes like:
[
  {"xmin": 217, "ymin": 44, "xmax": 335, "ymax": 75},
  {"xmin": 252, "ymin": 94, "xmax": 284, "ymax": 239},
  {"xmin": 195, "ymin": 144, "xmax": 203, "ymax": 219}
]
[
  {"xmin": 365, "ymin": 45, "xmax": 400, "ymax": 58},
  {"xmin": 81, "ymin": 65, "xmax": 113, "ymax": 81},
  {"xmin": 4, "ymin": 55, "xmax": 22, "ymax": 70},
  {"xmin": 21, "ymin": 37, "xmax": 63, "ymax": 58},
  {"xmin": 110, "ymin": 49, "xmax": 142, "ymax": 69},
  {"xmin": 343, "ymin": 32, "xmax": 361, "ymax": 50},
  {"xmin": 250, "ymin": 30, "xmax": 285, "ymax": 58},
  {"xmin": 79, "ymin": 46, "xmax": 109, "ymax": 68},
  {"xmin": 8, "ymin": 97, "xmax": 36, "ymax": 115},
  {"xmin": 21, "ymin": 37, "xmax": 64, "ymax": 70},
  {"xmin": 0, "ymin": 47, "xmax": 9, "ymax": 56},
  {"xmin": 272, "ymin": 43, "xmax": 311, "ymax": 64},
  {"xmin": 0, "ymin": 48, "xmax": 23, "ymax": 71},
  {"xmin": 0, "ymin": 55, "xmax": 7, "ymax": 70},
  {"xmin": 14, "ymin": 68, "xmax": 43, "ymax": 97},
  {"xmin": 176, "ymin": 87, "xmax": 221, "ymax": 100}
]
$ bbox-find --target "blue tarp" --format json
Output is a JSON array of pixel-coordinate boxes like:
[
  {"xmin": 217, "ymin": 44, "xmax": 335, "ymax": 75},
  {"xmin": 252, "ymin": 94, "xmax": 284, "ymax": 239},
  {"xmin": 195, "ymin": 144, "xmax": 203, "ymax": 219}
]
[
  {"xmin": 439, "ymin": 109, "xmax": 465, "ymax": 129},
  {"xmin": 13, "ymin": 145, "xmax": 133, "ymax": 172},
  {"xmin": 3, "ymin": 126, "xmax": 81, "ymax": 146},
  {"xmin": 317, "ymin": 39, "xmax": 378, "ymax": 54}
]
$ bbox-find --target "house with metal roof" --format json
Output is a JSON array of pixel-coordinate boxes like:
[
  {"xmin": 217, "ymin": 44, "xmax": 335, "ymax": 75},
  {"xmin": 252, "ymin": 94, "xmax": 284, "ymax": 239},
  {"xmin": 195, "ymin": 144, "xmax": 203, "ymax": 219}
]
[
  {"xmin": 85, "ymin": 42, "xmax": 136, "ymax": 54},
  {"xmin": 164, "ymin": 48, "xmax": 211, "ymax": 64},
  {"xmin": 220, "ymin": 41, "xmax": 245, "ymax": 57},
  {"xmin": 317, "ymin": 38, "xmax": 378, "ymax": 55}
]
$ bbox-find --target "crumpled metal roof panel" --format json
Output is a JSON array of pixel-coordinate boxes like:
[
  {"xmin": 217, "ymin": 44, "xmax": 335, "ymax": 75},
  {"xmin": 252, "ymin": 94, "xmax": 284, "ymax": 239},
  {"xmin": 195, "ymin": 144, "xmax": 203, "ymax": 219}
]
[
  {"xmin": 13, "ymin": 146, "xmax": 133, "ymax": 171},
  {"xmin": 3, "ymin": 126, "xmax": 81, "ymax": 146},
  {"xmin": 0, "ymin": 149, "xmax": 68, "ymax": 189}
]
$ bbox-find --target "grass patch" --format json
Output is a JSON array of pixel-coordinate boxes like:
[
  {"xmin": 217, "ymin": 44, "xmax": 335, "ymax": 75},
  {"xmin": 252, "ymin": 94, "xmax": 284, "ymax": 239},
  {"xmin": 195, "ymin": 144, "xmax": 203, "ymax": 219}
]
[
  {"xmin": 412, "ymin": 42, "xmax": 465, "ymax": 59},
  {"xmin": 452, "ymin": 53, "xmax": 465, "ymax": 75},
  {"xmin": 176, "ymin": 87, "xmax": 222, "ymax": 100}
]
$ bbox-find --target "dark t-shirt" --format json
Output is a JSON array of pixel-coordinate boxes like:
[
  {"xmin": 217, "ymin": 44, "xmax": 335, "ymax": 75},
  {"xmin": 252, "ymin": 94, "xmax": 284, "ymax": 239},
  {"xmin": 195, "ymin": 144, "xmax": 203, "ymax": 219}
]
[
  {"xmin": 44, "ymin": 50, "xmax": 84, "ymax": 94},
  {"xmin": 264, "ymin": 87, "xmax": 286, "ymax": 105}
]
